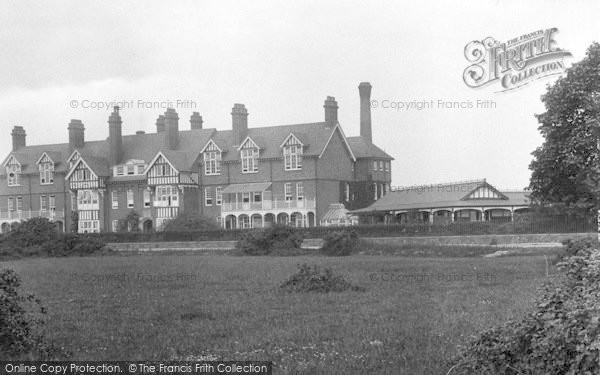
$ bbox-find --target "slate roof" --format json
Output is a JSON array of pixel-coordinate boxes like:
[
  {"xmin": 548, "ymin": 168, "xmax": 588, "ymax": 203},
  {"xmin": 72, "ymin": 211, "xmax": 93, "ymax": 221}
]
[
  {"xmin": 351, "ymin": 180, "xmax": 530, "ymax": 213},
  {"xmin": 2, "ymin": 117, "xmax": 389, "ymax": 177}
]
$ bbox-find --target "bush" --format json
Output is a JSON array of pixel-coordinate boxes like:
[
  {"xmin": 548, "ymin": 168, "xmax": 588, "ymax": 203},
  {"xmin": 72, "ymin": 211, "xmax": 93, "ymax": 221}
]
[
  {"xmin": 320, "ymin": 229, "xmax": 359, "ymax": 256},
  {"xmin": 1, "ymin": 217, "xmax": 57, "ymax": 248},
  {"xmin": 280, "ymin": 263, "xmax": 364, "ymax": 293},
  {"xmin": 451, "ymin": 239, "xmax": 600, "ymax": 374},
  {"xmin": 163, "ymin": 213, "xmax": 218, "ymax": 232},
  {"xmin": 0, "ymin": 230, "xmax": 110, "ymax": 260},
  {"xmin": 237, "ymin": 226, "xmax": 303, "ymax": 255},
  {"xmin": 0, "ymin": 269, "xmax": 62, "ymax": 359}
]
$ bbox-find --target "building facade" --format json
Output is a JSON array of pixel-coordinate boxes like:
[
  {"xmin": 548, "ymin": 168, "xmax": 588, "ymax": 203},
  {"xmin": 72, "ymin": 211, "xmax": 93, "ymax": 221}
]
[{"xmin": 0, "ymin": 82, "xmax": 393, "ymax": 233}]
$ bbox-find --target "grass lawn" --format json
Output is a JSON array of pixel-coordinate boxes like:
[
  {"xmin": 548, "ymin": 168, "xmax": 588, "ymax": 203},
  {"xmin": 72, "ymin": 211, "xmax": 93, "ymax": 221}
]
[{"xmin": 1, "ymin": 253, "xmax": 557, "ymax": 374}]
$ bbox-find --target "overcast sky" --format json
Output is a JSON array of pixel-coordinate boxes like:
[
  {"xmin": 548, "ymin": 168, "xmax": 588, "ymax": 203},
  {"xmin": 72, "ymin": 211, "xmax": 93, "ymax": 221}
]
[{"xmin": 1, "ymin": 0, "xmax": 598, "ymax": 189}]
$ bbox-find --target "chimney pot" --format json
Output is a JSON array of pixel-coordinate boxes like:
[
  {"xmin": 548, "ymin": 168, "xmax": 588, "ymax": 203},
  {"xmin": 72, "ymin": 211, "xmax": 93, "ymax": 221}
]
[
  {"xmin": 163, "ymin": 108, "xmax": 179, "ymax": 149},
  {"xmin": 190, "ymin": 112, "xmax": 203, "ymax": 130},
  {"xmin": 156, "ymin": 115, "xmax": 165, "ymax": 132},
  {"xmin": 68, "ymin": 119, "xmax": 85, "ymax": 152},
  {"xmin": 231, "ymin": 104, "xmax": 248, "ymax": 145},
  {"xmin": 324, "ymin": 96, "xmax": 338, "ymax": 125},
  {"xmin": 359, "ymin": 82, "xmax": 372, "ymax": 142},
  {"xmin": 11, "ymin": 126, "xmax": 26, "ymax": 151}
]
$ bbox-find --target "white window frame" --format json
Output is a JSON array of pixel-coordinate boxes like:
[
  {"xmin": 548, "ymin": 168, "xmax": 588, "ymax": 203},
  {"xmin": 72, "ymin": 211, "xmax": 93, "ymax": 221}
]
[
  {"xmin": 116, "ymin": 166, "xmax": 124, "ymax": 176},
  {"xmin": 284, "ymin": 145, "xmax": 303, "ymax": 171},
  {"xmin": 379, "ymin": 160, "xmax": 383, "ymax": 171},
  {"xmin": 373, "ymin": 183, "xmax": 378, "ymax": 200},
  {"xmin": 296, "ymin": 182, "xmax": 304, "ymax": 201},
  {"xmin": 77, "ymin": 190, "xmax": 99, "ymax": 210},
  {"xmin": 241, "ymin": 148, "xmax": 258, "ymax": 173},
  {"xmin": 155, "ymin": 186, "xmax": 179, "ymax": 207},
  {"xmin": 385, "ymin": 161, "xmax": 390, "ymax": 172},
  {"xmin": 112, "ymin": 191, "xmax": 119, "ymax": 209},
  {"xmin": 216, "ymin": 186, "xmax": 222, "ymax": 206},
  {"xmin": 127, "ymin": 165, "xmax": 135, "ymax": 175},
  {"xmin": 285, "ymin": 183, "xmax": 292, "ymax": 201},
  {"xmin": 7, "ymin": 164, "xmax": 21, "ymax": 186},
  {"xmin": 373, "ymin": 160, "xmax": 378, "ymax": 171},
  {"xmin": 112, "ymin": 220, "xmax": 119, "ymax": 232},
  {"xmin": 205, "ymin": 187, "xmax": 213, "ymax": 206},
  {"xmin": 345, "ymin": 183, "xmax": 350, "ymax": 201},
  {"xmin": 143, "ymin": 189, "xmax": 151, "ymax": 207},
  {"xmin": 204, "ymin": 151, "xmax": 221, "ymax": 175},
  {"xmin": 127, "ymin": 189, "xmax": 134, "ymax": 208},
  {"xmin": 49, "ymin": 195, "xmax": 56, "ymax": 212},
  {"xmin": 8, "ymin": 197, "xmax": 14, "ymax": 211},
  {"xmin": 39, "ymin": 162, "xmax": 54, "ymax": 185},
  {"xmin": 16, "ymin": 196, "xmax": 23, "ymax": 212},
  {"xmin": 40, "ymin": 195, "xmax": 47, "ymax": 211}
]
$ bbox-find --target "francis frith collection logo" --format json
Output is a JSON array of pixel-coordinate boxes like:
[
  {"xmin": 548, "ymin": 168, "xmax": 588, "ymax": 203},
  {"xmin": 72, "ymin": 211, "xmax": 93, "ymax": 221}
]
[{"xmin": 463, "ymin": 28, "xmax": 572, "ymax": 92}]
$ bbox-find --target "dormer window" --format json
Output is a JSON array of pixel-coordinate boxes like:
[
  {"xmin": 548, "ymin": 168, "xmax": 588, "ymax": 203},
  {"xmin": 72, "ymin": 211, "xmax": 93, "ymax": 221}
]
[
  {"xmin": 284, "ymin": 144, "xmax": 303, "ymax": 170},
  {"xmin": 239, "ymin": 137, "xmax": 259, "ymax": 173},
  {"xmin": 5, "ymin": 156, "xmax": 21, "ymax": 186},
  {"xmin": 204, "ymin": 151, "xmax": 221, "ymax": 175},
  {"xmin": 39, "ymin": 162, "xmax": 54, "ymax": 184}
]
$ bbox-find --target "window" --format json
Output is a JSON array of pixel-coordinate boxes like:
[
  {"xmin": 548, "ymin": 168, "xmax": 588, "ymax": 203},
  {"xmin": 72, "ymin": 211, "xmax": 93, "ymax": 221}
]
[
  {"xmin": 49, "ymin": 195, "xmax": 55, "ymax": 212},
  {"xmin": 16, "ymin": 196, "xmax": 23, "ymax": 212},
  {"xmin": 8, "ymin": 197, "xmax": 14, "ymax": 211},
  {"xmin": 127, "ymin": 189, "xmax": 134, "ymax": 208},
  {"xmin": 385, "ymin": 161, "xmax": 390, "ymax": 172},
  {"xmin": 296, "ymin": 182, "xmax": 304, "ymax": 201},
  {"xmin": 143, "ymin": 189, "xmax": 151, "ymax": 207},
  {"xmin": 242, "ymin": 192, "xmax": 250, "ymax": 203},
  {"xmin": 373, "ymin": 183, "xmax": 378, "ymax": 200},
  {"xmin": 285, "ymin": 183, "xmax": 292, "ymax": 201},
  {"xmin": 379, "ymin": 161, "xmax": 383, "ymax": 171},
  {"xmin": 79, "ymin": 220, "xmax": 99, "ymax": 233},
  {"xmin": 345, "ymin": 183, "xmax": 350, "ymax": 201},
  {"xmin": 77, "ymin": 190, "xmax": 99, "ymax": 210},
  {"xmin": 373, "ymin": 160, "xmax": 378, "ymax": 171},
  {"xmin": 71, "ymin": 194, "xmax": 77, "ymax": 210},
  {"xmin": 137, "ymin": 165, "xmax": 145, "ymax": 174},
  {"xmin": 205, "ymin": 187, "xmax": 213, "ymax": 206},
  {"xmin": 7, "ymin": 164, "xmax": 21, "ymax": 186},
  {"xmin": 241, "ymin": 148, "xmax": 258, "ymax": 173},
  {"xmin": 253, "ymin": 192, "xmax": 262, "ymax": 202},
  {"xmin": 112, "ymin": 191, "xmax": 119, "ymax": 209},
  {"xmin": 156, "ymin": 163, "xmax": 172, "ymax": 176},
  {"xmin": 156, "ymin": 186, "xmax": 178, "ymax": 206},
  {"xmin": 39, "ymin": 162, "xmax": 54, "ymax": 184},
  {"xmin": 284, "ymin": 145, "xmax": 303, "ymax": 170},
  {"xmin": 215, "ymin": 186, "xmax": 222, "ymax": 206},
  {"xmin": 127, "ymin": 165, "xmax": 135, "ymax": 175},
  {"xmin": 116, "ymin": 166, "xmax": 124, "ymax": 176},
  {"xmin": 204, "ymin": 151, "xmax": 221, "ymax": 175},
  {"xmin": 40, "ymin": 196, "xmax": 47, "ymax": 211},
  {"xmin": 112, "ymin": 220, "xmax": 119, "ymax": 232}
]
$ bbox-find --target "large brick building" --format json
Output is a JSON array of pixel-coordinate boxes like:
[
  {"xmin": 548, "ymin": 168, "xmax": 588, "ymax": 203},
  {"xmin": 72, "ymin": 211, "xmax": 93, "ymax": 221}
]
[{"xmin": 0, "ymin": 82, "xmax": 393, "ymax": 233}]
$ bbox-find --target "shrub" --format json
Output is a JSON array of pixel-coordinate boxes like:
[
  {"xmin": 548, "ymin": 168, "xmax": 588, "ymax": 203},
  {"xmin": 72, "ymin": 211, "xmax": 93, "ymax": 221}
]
[
  {"xmin": 237, "ymin": 226, "xmax": 303, "ymax": 255},
  {"xmin": 280, "ymin": 263, "xmax": 364, "ymax": 293},
  {"xmin": 1, "ymin": 217, "xmax": 57, "ymax": 249},
  {"xmin": 451, "ymin": 240, "xmax": 600, "ymax": 374},
  {"xmin": 163, "ymin": 213, "xmax": 218, "ymax": 232},
  {"xmin": 0, "ymin": 232, "xmax": 110, "ymax": 260},
  {"xmin": 0, "ymin": 269, "xmax": 62, "ymax": 359},
  {"xmin": 320, "ymin": 229, "xmax": 359, "ymax": 256}
]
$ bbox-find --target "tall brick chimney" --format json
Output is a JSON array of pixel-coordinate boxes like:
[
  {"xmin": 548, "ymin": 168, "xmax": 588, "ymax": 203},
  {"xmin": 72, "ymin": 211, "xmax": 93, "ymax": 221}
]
[
  {"xmin": 163, "ymin": 108, "xmax": 179, "ymax": 149},
  {"xmin": 324, "ymin": 96, "xmax": 338, "ymax": 126},
  {"xmin": 156, "ymin": 115, "xmax": 165, "ymax": 133},
  {"xmin": 68, "ymin": 119, "xmax": 85, "ymax": 152},
  {"xmin": 359, "ymin": 82, "xmax": 372, "ymax": 142},
  {"xmin": 232, "ymin": 104, "xmax": 248, "ymax": 146},
  {"xmin": 190, "ymin": 112, "xmax": 203, "ymax": 130},
  {"xmin": 11, "ymin": 126, "xmax": 26, "ymax": 151},
  {"xmin": 108, "ymin": 106, "xmax": 123, "ymax": 165}
]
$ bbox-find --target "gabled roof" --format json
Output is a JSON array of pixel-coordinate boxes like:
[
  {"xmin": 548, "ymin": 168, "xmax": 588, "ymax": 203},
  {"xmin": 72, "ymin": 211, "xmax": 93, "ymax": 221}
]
[
  {"xmin": 346, "ymin": 136, "xmax": 393, "ymax": 160},
  {"xmin": 35, "ymin": 151, "xmax": 61, "ymax": 165},
  {"xmin": 158, "ymin": 149, "xmax": 198, "ymax": 173},
  {"xmin": 64, "ymin": 157, "xmax": 105, "ymax": 180},
  {"xmin": 351, "ymin": 180, "xmax": 530, "ymax": 213},
  {"xmin": 320, "ymin": 203, "xmax": 351, "ymax": 222}
]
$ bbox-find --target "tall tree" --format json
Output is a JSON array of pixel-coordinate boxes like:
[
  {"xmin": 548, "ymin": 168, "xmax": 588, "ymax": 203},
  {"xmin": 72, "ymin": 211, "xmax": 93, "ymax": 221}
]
[{"xmin": 529, "ymin": 42, "xmax": 600, "ymax": 214}]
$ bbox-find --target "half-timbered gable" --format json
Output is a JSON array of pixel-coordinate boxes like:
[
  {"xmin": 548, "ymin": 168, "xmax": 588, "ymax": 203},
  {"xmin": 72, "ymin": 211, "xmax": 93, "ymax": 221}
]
[
  {"xmin": 3, "ymin": 155, "xmax": 22, "ymax": 186},
  {"xmin": 65, "ymin": 158, "xmax": 106, "ymax": 190},
  {"xmin": 36, "ymin": 152, "xmax": 55, "ymax": 185},
  {"xmin": 238, "ymin": 136, "xmax": 260, "ymax": 173},
  {"xmin": 146, "ymin": 153, "xmax": 179, "ymax": 186},
  {"xmin": 201, "ymin": 140, "xmax": 222, "ymax": 176},
  {"xmin": 280, "ymin": 133, "xmax": 304, "ymax": 171}
]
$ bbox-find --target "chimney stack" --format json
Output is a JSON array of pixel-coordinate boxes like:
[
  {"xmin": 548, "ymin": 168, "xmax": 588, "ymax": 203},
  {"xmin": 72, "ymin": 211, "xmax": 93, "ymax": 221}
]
[
  {"xmin": 324, "ymin": 96, "xmax": 338, "ymax": 126},
  {"xmin": 68, "ymin": 119, "xmax": 85, "ymax": 152},
  {"xmin": 163, "ymin": 108, "xmax": 179, "ymax": 149},
  {"xmin": 231, "ymin": 104, "xmax": 248, "ymax": 146},
  {"xmin": 190, "ymin": 112, "xmax": 203, "ymax": 130},
  {"xmin": 359, "ymin": 82, "xmax": 372, "ymax": 142},
  {"xmin": 156, "ymin": 115, "xmax": 165, "ymax": 132},
  {"xmin": 11, "ymin": 126, "xmax": 26, "ymax": 151},
  {"xmin": 108, "ymin": 106, "xmax": 123, "ymax": 165}
]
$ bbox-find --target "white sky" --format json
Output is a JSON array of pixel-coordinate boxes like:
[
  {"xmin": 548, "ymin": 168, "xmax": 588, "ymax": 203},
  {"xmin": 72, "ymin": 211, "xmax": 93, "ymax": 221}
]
[{"xmin": 0, "ymin": 0, "xmax": 598, "ymax": 189}]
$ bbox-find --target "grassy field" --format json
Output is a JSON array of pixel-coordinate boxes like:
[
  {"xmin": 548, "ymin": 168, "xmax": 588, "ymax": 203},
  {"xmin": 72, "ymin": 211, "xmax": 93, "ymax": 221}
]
[{"xmin": 1, "ymin": 252, "xmax": 557, "ymax": 374}]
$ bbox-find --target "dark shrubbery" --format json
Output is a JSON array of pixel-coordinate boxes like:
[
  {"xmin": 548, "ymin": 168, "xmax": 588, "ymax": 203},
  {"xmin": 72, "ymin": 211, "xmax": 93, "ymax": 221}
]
[
  {"xmin": 237, "ymin": 226, "xmax": 303, "ymax": 255},
  {"xmin": 451, "ymin": 240, "xmax": 600, "ymax": 374},
  {"xmin": 0, "ymin": 269, "xmax": 63, "ymax": 359},
  {"xmin": 280, "ymin": 263, "xmax": 364, "ymax": 293},
  {"xmin": 0, "ymin": 218, "xmax": 110, "ymax": 259},
  {"xmin": 320, "ymin": 229, "xmax": 359, "ymax": 256},
  {"xmin": 163, "ymin": 213, "xmax": 218, "ymax": 232}
]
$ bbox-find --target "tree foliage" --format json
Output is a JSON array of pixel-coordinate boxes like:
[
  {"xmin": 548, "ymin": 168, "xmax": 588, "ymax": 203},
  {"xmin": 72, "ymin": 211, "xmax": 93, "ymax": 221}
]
[{"xmin": 529, "ymin": 42, "xmax": 600, "ymax": 213}]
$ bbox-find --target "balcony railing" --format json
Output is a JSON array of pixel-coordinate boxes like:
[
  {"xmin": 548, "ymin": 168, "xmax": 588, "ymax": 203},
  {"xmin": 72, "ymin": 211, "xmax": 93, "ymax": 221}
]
[
  {"xmin": 0, "ymin": 209, "xmax": 66, "ymax": 221},
  {"xmin": 222, "ymin": 198, "xmax": 315, "ymax": 213}
]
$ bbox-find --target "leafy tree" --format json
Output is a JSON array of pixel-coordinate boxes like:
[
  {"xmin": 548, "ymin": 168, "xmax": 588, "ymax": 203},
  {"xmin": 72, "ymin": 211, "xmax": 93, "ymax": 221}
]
[
  {"xmin": 529, "ymin": 42, "xmax": 600, "ymax": 214},
  {"xmin": 118, "ymin": 210, "xmax": 140, "ymax": 232},
  {"xmin": 163, "ymin": 213, "xmax": 218, "ymax": 232}
]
